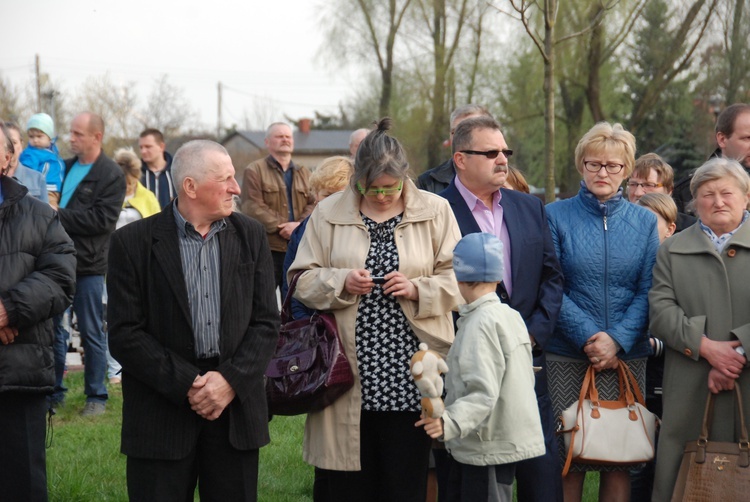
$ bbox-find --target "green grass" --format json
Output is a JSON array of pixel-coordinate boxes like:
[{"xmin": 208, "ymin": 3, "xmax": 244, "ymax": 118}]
[
  {"xmin": 46, "ymin": 371, "xmax": 313, "ymax": 501},
  {"xmin": 47, "ymin": 371, "xmax": 601, "ymax": 501}
]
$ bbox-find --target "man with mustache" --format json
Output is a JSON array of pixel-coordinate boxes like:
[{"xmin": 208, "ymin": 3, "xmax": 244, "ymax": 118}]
[
  {"xmin": 241, "ymin": 122, "xmax": 315, "ymax": 289},
  {"xmin": 440, "ymin": 116, "xmax": 564, "ymax": 502}
]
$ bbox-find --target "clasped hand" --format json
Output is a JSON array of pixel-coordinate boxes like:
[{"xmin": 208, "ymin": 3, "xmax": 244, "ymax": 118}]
[
  {"xmin": 187, "ymin": 371, "xmax": 236, "ymax": 421},
  {"xmin": 701, "ymin": 338, "xmax": 745, "ymax": 393},
  {"xmin": 584, "ymin": 331, "xmax": 619, "ymax": 372}
]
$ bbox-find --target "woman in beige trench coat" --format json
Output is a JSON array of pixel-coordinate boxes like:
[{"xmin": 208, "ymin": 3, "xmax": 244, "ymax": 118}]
[
  {"xmin": 288, "ymin": 119, "xmax": 461, "ymax": 502},
  {"xmin": 649, "ymin": 157, "xmax": 750, "ymax": 501}
]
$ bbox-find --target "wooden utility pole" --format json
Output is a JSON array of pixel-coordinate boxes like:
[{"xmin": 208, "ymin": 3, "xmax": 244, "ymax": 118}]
[
  {"xmin": 217, "ymin": 81, "xmax": 223, "ymax": 140},
  {"xmin": 35, "ymin": 54, "xmax": 42, "ymax": 112}
]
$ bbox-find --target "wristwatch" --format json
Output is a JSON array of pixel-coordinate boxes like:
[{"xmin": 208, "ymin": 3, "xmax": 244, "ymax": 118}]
[{"xmin": 736, "ymin": 345, "xmax": 748, "ymax": 366}]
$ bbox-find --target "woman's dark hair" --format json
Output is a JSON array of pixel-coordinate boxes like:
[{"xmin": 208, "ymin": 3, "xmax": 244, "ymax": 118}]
[{"xmin": 351, "ymin": 117, "xmax": 409, "ymax": 191}]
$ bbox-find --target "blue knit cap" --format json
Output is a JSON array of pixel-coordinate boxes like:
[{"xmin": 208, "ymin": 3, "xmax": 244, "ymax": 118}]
[
  {"xmin": 26, "ymin": 113, "xmax": 55, "ymax": 139},
  {"xmin": 453, "ymin": 233, "xmax": 504, "ymax": 283}
]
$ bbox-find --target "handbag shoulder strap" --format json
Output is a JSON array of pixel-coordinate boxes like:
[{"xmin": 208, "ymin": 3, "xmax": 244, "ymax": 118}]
[
  {"xmin": 562, "ymin": 365, "xmax": 597, "ymax": 477},
  {"xmin": 698, "ymin": 383, "xmax": 750, "ymax": 466},
  {"xmin": 619, "ymin": 361, "xmax": 645, "ymax": 405},
  {"xmin": 281, "ymin": 272, "xmax": 304, "ymax": 324},
  {"xmin": 701, "ymin": 383, "xmax": 749, "ymax": 441}
]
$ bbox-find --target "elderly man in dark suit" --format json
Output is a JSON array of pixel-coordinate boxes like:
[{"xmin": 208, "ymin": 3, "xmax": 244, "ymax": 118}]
[
  {"xmin": 440, "ymin": 116, "xmax": 564, "ymax": 502},
  {"xmin": 108, "ymin": 140, "xmax": 279, "ymax": 501}
]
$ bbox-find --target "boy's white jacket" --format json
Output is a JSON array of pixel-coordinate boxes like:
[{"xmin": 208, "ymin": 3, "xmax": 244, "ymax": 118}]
[{"xmin": 442, "ymin": 293, "xmax": 545, "ymax": 466}]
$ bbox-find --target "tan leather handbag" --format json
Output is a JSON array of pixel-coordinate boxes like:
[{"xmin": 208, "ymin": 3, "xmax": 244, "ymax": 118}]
[
  {"xmin": 671, "ymin": 383, "xmax": 750, "ymax": 501},
  {"xmin": 558, "ymin": 360, "xmax": 659, "ymax": 476}
]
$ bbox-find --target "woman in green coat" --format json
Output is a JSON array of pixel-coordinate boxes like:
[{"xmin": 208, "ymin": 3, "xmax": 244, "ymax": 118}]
[{"xmin": 649, "ymin": 157, "xmax": 750, "ymax": 501}]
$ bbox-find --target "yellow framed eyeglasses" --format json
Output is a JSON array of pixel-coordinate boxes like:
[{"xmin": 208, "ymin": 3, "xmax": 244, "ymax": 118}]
[{"xmin": 356, "ymin": 180, "xmax": 403, "ymax": 197}]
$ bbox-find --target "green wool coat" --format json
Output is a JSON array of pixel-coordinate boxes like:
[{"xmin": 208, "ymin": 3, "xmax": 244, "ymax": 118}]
[{"xmin": 649, "ymin": 221, "xmax": 750, "ymax": 502}]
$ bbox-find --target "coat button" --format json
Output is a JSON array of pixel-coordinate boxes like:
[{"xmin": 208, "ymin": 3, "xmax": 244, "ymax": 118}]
[
  {"xmin": 684, "ymin": 348, "xmax": 692, "ymax": 357},
  {"xmin": 728, "ymin": 249, "xmax": 737, "ymax": 257}
]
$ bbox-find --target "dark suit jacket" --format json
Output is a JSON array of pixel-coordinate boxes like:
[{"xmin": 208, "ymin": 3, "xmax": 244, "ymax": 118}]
[
  {"xmin": 440, "ymin": 181, "xmax": 563, "ymax": 357},
  {"xmin": 107, "ymin": 203, "xmax": 280, "ymax": 459}
]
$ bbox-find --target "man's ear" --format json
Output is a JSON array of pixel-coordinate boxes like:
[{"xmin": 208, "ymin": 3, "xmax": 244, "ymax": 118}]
[
  {"xmin": 183, "ymin": 177, "xmax": 198, "ymax": 199},
  {"xmin": 453, "ymin": 151, "xmax": 466, "ymax": 171},
  {"xmin": 717, "ymin": 131, "xmax": 728, "ymax": 150}
]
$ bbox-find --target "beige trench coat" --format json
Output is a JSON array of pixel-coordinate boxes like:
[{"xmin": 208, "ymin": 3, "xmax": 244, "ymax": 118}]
[
  {"xmin": 649, "ymin": 222, "xmax": 750, "ymax": 501},
  {"xmin": 288, "ymin": 179, "xmax": 461, "ymax": 470}
]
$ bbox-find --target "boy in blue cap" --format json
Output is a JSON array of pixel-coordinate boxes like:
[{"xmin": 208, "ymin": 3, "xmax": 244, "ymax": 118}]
[
  {"xmin": 416, "ymin": 232, "xmax": 544, "ymax": 502},
  {"xmin": 20, "ymin": 113, "xmax": 65, "ymax": 208}
]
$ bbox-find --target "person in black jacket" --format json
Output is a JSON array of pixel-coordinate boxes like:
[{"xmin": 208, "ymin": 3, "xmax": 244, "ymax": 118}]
[
  {"xmin": 673, "ymin": 103, "xmax": 750, "ymax": 213},
  {"xmin": 0, "ymin": 123, "xmax": 76, "ymax": 501},
  {"xmin": 416, "ymin": 104, "xmax": 492, "ymax": 194},
  {"xmin": 108, "ymin": 140, "xmax": 279, "ymax": 501},
  {"xmin": 50, "ymin": 112, "xmax": 126, "ymax": 416}
]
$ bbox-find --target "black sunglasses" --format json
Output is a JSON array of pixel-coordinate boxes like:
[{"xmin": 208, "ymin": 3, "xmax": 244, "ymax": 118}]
[{"xmin": 460, "ymin": 149, "xmax": 513, "ymax": 159}]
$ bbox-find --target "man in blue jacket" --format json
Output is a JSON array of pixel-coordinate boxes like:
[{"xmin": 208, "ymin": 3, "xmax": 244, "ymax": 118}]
[{"xmin": 440, "ymin": 116, "xmax": 564, "ymax": 502}]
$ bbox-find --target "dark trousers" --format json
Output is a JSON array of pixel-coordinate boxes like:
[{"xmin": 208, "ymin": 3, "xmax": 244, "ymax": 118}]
[
  {"xmin": 515, "ymin": 391, "xmax": 563, "ymax": 502},
  {"xmin": 314, "ymin": 410, "xmax": 431, "ymax": 502},
  {"xmin": 435, "ymin": 385, "xmax": 563, "ymax": 502},
  {"xmin": 126, "ymin": 408, "xmax": 259, "ymax": 502},
  {"xmin": 445, "ymin": 454, "xmax": 516, "ymax": 502},
  {"xmin": 272, "ymin": 251, "xmax": 286, "ymax": 290},
  {"xmin": 0, "ymin": 393, "xmax": 49, "ymax": 502}
]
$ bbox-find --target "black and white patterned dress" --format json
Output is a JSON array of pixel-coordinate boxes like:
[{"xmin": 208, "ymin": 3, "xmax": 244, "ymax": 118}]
[{"xmin": 356, "ymin": 213, "xmax": 421, "ymax": 412}]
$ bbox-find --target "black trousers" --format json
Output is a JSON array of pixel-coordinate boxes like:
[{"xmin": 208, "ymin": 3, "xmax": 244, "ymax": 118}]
[
  {"xmin": 126, "ymin": 406, "xmax": 259, "ymax": 502},
  {"xmin": 0, "ymin": 393, "xmax": 49, "ymax": 502},
  {"xmin": 445, "ymin": 455, "xmax": 516, "ymax": 502},
  {"xmin": 271, "ymin": 251, "xmax": 286, "ymax": 290},
  {"xmin": 314, "ymin": 410, "xmax": 431, "ymax": 502}
]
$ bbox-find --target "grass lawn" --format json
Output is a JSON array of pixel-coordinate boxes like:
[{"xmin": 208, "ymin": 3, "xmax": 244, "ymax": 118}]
[
  {"xmin": 46, "ymin": 371, "xmax": 600, "ymax": 501},
  {"xmin": 46, "ymin": 371, "xmax": 313, "ymax": 501}
]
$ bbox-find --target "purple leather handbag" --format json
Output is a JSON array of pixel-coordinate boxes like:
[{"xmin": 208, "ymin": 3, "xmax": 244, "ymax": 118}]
[{"xmin": 265, "ymin": 272, "xmax": 354, "ymax": 416}]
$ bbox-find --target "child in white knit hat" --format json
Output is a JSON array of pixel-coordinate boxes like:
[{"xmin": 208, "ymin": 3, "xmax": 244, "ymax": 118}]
[{"xmin": 19, "ymin": 113, "xmax": 65, "ymax": 208}]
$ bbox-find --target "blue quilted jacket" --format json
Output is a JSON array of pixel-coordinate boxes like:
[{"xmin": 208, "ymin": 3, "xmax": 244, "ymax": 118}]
[{"xmin": 545, "ymin": 185, "xmax": 658, "ymax": 360}]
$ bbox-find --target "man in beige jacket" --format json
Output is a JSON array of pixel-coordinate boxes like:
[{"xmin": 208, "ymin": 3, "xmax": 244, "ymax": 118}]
[{"xmin": 241, "ymin": 122, "xmax": 315, "ymax": 288}]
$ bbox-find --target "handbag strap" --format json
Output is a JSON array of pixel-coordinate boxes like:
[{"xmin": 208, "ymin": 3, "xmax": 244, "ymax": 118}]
[
  {"xmin": 697, "ymin": 383, "xmax": 749, "ymax": 466},
  {"xmin": 281, "ymin": 272, "xmax": 304, "ymax": 324},
  {"xmin": 618, "ymin": 360, "xmax": 646, "ymax": 406}
]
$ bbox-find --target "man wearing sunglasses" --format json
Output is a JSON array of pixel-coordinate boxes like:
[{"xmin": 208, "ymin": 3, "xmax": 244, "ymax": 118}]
[
  {"xmin": 417, "ymin": 104, "xmax": 492, "ymax": 194},
  {"xmin": 440, "ymin": 116, "xmax": 564, "ymax": 502}
]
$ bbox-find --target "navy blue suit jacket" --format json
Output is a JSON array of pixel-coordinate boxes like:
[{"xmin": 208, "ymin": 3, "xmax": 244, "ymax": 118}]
[{"xmin": 440, "ymin": 181, "xmax": 563, "ymax": 354}]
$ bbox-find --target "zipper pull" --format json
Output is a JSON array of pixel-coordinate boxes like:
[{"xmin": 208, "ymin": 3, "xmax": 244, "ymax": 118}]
[{"xmin": 603, "ymin": 215, "xmax": 608, "ymax": 231}]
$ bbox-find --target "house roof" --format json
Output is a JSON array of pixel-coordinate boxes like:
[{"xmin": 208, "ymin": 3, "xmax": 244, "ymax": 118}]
[{"xmin": 225, "ymin": 130, "xmax": 352, "ymax": 154}]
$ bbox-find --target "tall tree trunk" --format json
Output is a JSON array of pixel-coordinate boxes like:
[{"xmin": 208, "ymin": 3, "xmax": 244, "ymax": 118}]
[
  {"xmin": 586, "ymin": 6, "xmax": 605, "ymax": 123},
  {"xmin": 726, "ymin": 0, "xmax": 747, "ymax": 104},
  {"xmin": 427, "ymin": 0, "xmax": 448, "ymax": 168},
  {"xmin": 544, "ymin": 0, "xmax": 557, "ymax": 203}
]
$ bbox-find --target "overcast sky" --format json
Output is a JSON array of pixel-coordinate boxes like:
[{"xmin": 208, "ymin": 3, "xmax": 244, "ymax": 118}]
[{"xmin": 3, "ymin": 0, "xmax": 355, "ymax": 131}]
